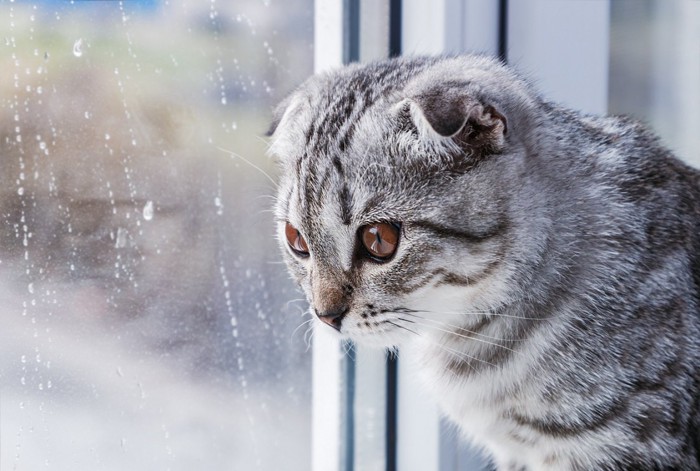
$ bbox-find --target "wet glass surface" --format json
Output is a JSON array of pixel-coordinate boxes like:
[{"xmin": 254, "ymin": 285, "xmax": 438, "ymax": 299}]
[{"xmin": 0, "ymin": 1, "xmax": 314, "ymax": 469}]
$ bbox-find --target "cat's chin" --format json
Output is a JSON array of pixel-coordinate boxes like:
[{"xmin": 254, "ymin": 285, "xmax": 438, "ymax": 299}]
[{"xmin": 336, "ymin": 324, "xmax": 409, "ymax": 350}]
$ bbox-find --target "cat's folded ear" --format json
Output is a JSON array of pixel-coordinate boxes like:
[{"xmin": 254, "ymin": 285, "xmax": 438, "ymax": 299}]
[
  {"xmin": 266, "ymin": 93, "xmax": 294, "ymax": 137},
  {"xmin": 266, "ymin": 92, "xmax": 309, "ymax": 158},
  {"xmin": 407, "ymin": 83, "xmax": 508, "ymax": 155}
]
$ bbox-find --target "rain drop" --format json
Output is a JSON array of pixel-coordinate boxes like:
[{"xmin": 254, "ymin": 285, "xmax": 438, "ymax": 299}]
[
  {"xmin": 72, "ymin": 38, "xmax": 84, "ymax": 57},
  {"xmin": 214, "ymin": 196, "xmax": 223, "ymax": 216},
  {"xmin": 115, "ymin": 228, "xmax": 127, "ymax": 249},
  {"xmin": 142, "ymin": 201, "xmax": 154, "ymax": 221}
]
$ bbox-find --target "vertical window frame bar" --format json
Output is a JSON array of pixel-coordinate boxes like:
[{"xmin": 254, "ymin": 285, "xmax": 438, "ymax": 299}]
[{"xmin": 312, "ymin": 3, "xmax": 347, "ymax": 471}]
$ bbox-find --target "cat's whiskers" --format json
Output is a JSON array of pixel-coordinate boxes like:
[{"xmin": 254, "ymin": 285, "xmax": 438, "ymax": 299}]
[
  {"xmin": 396, "ymin": 315, "xmax": 519, "ymax": 354},
  {"xmin": 385, "ymin": 319, "xmax": 419, "ymax": 336},
  {"xmin": 285, "ymin": 297, "xmax": 308, "ymax": 309},
  {"xmin": 398, "ymin": 312, "xmax": 521, "ymax": 342},
  {"xmin": 303, "ymin": 325, "xmax": 314, "ymax": 352},
  {"xmin": 341, "ymin": 339, "xmax": 355, "ymax": 356},
  {"xmin": 413, "ymin": 307, "xmax": 547, "ymax": 321},
  {"xmin": 217, "ymin": 146, "xmax": 279, "ymax": 189},
  {"xmin": 291, "ymin": 317, "xmax": 315, "ymax": 342},
  {"xmin": 387, "ymin": 318, "xmax": 496, "ymax": 371},
  {"xmin": 390, "ymin": 318, "xmax": 496, "ymax": 370},
  {"xmin": 256, "ymin": 194, "xmax": 280, "ymax": 202}
]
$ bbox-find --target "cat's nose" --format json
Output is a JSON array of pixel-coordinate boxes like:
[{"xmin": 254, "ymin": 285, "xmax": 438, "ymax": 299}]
[{"xmin": 316, "ymin": 305, "xmax": 349, "ymax": 331}]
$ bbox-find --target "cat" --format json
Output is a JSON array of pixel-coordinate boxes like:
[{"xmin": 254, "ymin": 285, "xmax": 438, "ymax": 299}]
[{"xmin": 267, "ymin": 55, "xmax": 700, "ymax": 470}]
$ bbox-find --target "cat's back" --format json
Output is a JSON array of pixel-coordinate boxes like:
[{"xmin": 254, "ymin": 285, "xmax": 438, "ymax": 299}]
[{"xmin": 540, "ymin": 104, "xmax": 700, "ymax": 285}]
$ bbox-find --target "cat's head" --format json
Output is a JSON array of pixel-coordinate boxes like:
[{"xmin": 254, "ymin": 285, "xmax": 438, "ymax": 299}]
[{"xmin": 268, "ymin": 55, "xmax": 539, "ymax": 348}]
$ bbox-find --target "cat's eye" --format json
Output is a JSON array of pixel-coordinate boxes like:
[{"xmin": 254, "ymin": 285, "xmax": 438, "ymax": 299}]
[
  {"xmin": 360, "ymin": 222, "xmax": 400, "ymax": 261},
  {"xmin": 285, "ymin": 222, "xmax": 310, "ymax": 257}
]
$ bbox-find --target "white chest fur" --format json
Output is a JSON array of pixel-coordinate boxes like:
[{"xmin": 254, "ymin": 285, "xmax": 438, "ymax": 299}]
[{"xmin": 406, "ymin": 337, "xmax": 594, "ymax": 470}]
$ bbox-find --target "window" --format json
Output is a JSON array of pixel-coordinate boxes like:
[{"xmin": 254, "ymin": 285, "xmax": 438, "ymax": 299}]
[
  {"xmin": 610, "ymin": 0, "xmax": 700, "ymax": 168},
  {"xmin": 1, "ymin": 1, "xmax": 313, "ymax": 469},
  {"xmin": 3, "ymin": 1, "xmax": 697, "ymax": 470}
]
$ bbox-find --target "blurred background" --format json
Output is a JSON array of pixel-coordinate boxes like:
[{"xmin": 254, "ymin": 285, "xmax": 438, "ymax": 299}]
[{"xmin": 0, "ymin": 1, "xmax": 314, "ymax": 469}]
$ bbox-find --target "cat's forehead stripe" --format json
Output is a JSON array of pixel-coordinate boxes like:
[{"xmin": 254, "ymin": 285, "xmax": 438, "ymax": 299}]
[{"xmin": 302, "ymin": 58, "xmax": 436, "ymax": 160}]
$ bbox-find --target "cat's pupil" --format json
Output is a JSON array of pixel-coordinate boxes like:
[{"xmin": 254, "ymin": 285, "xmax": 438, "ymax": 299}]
[{"xmin": 360, "ymin": 223, "xmax": 400, "ymax": 260}]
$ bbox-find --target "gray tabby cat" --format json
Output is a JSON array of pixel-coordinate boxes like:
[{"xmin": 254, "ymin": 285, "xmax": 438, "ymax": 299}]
[{"xmin": 268, "ymin": 55, "xmax": 700, "ymax": 470}]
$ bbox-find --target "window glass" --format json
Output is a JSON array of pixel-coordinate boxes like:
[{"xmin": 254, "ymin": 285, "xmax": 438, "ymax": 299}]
[
  {"xmin": 609, "ymin": 0, "xmax": 700, "ymax": 167},
  {"xmin": 0, "ymin": 1, "xmax": 313, "ymax": 469}
]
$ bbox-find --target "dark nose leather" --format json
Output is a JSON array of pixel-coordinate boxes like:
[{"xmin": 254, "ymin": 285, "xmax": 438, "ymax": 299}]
[{"xmin": 316, "ymin": 305, "xmax": 349, "ymax": 331}]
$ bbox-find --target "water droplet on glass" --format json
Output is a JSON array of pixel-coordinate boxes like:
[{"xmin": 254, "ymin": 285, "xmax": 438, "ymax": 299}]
[
  {"xmin": 72, "ymin": 39, "xmax": 83, "ymax": 57},
  {"xmin": 104, "ymin": 133, "xmax": 110, "ymax": 140},
  {"xmin": 221, "ymin": 96, "xmax": 227, "ymax": 105},
  {"xmin": 214, "ymin": 196, "xmax": 223, "ymax": 215},
  {"xmin": 43, "ymin": 51, "xmax": 49, "ymax": 61},
  {"xmin": 17, "ymin": 187, "xmax": 24, "ymax": 196},
  {"xmin": 142, "ymin": 201, "xmax": 154, "ymax": 221},
  {"xmin": 27, "ymin": 283, "xmax": 34, "ymax": 294},
  {"xmin": 115, "ymin": 227, "xmax": 127, "ymax": 249}
]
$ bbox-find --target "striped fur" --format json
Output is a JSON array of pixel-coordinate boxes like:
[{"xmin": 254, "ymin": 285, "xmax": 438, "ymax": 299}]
[{"xmin": 269, "ymin": 55, "xmax": 700, "ymax": 470}]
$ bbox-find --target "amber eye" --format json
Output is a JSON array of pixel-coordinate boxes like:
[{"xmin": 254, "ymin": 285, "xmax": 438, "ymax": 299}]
[
  {"xmin": 285, "ymin": 222, "xmax": 309, "ymax": 257},
  {"xmin": 360, "ymin": 222, "xmax": 400, "ymax": 261}
]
